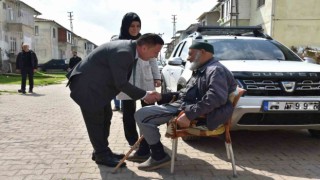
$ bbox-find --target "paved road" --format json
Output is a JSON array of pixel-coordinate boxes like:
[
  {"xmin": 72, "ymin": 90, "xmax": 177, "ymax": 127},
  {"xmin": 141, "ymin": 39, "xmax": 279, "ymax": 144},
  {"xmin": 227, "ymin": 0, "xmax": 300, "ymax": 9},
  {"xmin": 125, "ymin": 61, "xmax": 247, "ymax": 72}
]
[{"xmin": 0, "ymin": 82, "xmax": 320, "ymax": 180}]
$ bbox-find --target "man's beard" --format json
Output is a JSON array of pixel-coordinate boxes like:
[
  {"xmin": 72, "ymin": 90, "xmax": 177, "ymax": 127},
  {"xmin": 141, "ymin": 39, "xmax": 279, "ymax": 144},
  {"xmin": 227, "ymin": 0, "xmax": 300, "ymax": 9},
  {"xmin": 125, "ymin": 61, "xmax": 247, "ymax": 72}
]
[{"xmin": 189, "ymin": 51, "xmax": 202, "ymax": 71}]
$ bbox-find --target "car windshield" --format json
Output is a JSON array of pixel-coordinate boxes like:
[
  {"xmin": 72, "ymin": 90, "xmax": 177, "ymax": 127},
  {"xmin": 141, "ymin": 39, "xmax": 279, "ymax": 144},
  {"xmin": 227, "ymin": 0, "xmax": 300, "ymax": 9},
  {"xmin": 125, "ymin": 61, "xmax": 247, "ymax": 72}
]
[{"xmin": 207, "ymin": 38, "xmax": 302, "ymax": 61}]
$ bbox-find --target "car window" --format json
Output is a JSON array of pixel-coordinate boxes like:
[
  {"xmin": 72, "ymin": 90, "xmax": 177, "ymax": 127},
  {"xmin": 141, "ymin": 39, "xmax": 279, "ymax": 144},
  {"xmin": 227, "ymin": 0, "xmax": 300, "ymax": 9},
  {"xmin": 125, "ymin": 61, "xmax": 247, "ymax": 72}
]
[
  {"xmin": 172, "ymin": 42, "xmax": 184, "ymax": 57},
  {"xmin": 179, "ymin": 40, "xmax": 191, "ymax": 61},
  {"xmin": 207, "ymin": 39, "xmax": 301, "ymax": 61}
]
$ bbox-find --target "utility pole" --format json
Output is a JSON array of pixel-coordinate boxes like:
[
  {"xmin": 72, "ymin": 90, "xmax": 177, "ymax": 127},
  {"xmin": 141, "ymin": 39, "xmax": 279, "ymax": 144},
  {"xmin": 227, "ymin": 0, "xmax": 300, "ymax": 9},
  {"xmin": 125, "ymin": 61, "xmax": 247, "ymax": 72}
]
[
  {"xmin": 67, "ymin": 11, "xmax": 73, "ymax": 32},
  {"xmin": 172, "ymin": 15, "xmax": 177, "ymax": 47}
]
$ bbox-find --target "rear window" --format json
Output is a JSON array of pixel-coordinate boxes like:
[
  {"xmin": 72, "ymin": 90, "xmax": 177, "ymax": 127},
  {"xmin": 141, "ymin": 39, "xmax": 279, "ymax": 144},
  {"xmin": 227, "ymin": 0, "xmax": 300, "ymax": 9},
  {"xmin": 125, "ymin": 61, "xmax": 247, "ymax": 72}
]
[{"xmin": 207, "ymin": 38, "xmax": 302, "ymax": 61}]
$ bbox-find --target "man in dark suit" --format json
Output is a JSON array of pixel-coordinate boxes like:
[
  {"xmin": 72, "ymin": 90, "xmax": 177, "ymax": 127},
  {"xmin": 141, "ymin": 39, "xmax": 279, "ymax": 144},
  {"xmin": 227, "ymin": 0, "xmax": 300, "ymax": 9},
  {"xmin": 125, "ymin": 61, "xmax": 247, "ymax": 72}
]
[
  {"xmin": 66, "ymin": 33, "xmax": 164, "ymax": 168},
  {"xmin": 16, "ymin": 44, "xmax": 38, "ymax": 94},
  {"xmin": 67, "ymin": 51, "xmax": 82, "ymax": 72}
]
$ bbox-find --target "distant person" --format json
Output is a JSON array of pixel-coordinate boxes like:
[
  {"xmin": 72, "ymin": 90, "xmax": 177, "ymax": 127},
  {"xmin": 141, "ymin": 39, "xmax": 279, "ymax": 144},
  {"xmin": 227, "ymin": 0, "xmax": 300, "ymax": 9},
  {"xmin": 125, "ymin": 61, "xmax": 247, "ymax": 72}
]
[
  {"xmin": 112, "ymin": 12, "xmax": 161, "ymax": 153},
  {"xmin": 66, "ymin": 33, "xmax": 164, "ymax": 168},
  {"xmin": 68, "ymin": 51, "xmax": 82, "ymax": 72},
  {"xmin": 16, "ymin": 43, "xmax": 38, "ymax": 94}
]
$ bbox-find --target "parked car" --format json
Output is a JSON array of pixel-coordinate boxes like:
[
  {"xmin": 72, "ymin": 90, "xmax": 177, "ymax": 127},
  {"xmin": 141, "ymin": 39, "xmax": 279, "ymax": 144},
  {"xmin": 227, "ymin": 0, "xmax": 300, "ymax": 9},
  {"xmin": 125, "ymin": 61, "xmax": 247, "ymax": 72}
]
[
  {"xmin": 161, "ymin": 26, "xmax": 320, "ymax": 137},
  {"xmin": 157, "ymin": 59, "xmax": 166, "ymax": 74},
  {"xmin": 38, "ymin": 59, "xmax": 68, "ymax": 72}
]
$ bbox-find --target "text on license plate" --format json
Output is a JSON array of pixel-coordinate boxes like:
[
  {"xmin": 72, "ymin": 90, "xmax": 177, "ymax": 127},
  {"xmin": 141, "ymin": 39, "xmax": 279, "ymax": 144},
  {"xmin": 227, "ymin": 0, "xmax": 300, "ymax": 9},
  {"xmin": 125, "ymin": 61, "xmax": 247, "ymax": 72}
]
[{"xmin": 263, "ymin": 101, "xmax": 320, "ymax": 111}]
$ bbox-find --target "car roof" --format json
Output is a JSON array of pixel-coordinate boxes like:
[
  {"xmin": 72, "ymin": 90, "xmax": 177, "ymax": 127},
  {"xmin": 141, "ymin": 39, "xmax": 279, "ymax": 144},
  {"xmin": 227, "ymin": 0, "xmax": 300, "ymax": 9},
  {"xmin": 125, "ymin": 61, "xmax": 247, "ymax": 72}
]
[{"xmin": 200, "ymin": 35, "xmax": 268, "ymax": 41}]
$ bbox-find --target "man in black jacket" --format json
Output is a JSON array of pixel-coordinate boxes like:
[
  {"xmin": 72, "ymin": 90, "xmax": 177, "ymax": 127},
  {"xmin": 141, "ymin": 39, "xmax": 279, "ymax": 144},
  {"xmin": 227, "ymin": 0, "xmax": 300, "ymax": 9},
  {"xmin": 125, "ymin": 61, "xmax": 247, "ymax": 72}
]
[
  {"xmin": 66, "ymin": 33, "xmax": 164, "ymax": 168},
  {"xmin": 16, "ymin": 44, "xmax": 38, "ymax": 94},
  {"xmin": 68, "ymin": 51, "xmax": 82, "ymax": 72}
]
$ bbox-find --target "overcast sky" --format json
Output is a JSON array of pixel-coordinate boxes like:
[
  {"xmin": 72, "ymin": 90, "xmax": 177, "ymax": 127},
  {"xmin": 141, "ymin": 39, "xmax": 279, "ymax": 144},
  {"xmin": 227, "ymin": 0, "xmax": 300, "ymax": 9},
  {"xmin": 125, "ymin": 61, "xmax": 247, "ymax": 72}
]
[{"xmin": 22, "ymin": 0, "xmax": 217, "ymax": 46}]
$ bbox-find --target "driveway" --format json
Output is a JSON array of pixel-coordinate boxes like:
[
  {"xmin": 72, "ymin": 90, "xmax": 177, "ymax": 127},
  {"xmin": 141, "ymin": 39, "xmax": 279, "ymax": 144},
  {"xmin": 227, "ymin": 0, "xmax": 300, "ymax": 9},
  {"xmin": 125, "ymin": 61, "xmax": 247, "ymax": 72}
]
[{"xmin": 0, "ymin": 83, "xmax": 319, "ymax": 179}]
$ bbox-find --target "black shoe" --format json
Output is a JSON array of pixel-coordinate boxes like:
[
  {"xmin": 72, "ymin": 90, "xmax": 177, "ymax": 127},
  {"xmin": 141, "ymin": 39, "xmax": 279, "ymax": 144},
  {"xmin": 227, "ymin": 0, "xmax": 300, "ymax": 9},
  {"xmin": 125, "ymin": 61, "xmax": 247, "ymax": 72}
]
[
  {"xmin": 28, "ymin": 90, "xmax": 33, "ymax": 93},
  {"xmin": 18, "ymin": 89, "xmax": 26, "ymax": 94},
  {"xmin": 113, "ymin": 152, "xmax": 125, "ymax": 160},
  {"xmin": 127, "ymin": 151, "xmax": 150, "ymax": 163},
  {"xmin": 92, "ymin": 152, "xmax": 125, "ymax": 161},
  {"xmin": 95, "ymin": 155, "xmax": 126, "ymax": 168}
]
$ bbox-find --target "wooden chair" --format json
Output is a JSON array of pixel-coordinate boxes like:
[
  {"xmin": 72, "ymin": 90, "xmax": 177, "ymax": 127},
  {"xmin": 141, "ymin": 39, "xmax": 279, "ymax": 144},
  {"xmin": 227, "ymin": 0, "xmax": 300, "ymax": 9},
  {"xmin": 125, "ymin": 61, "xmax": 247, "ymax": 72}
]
[{"xmin": 165, "ymin": 87, "xmax": 246, "ymax": 177}]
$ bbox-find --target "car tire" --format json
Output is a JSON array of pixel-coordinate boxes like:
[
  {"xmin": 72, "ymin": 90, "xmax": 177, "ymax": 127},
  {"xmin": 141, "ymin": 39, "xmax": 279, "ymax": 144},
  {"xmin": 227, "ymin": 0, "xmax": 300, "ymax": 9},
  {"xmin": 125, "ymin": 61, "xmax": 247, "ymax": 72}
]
[{"xmin": 308, "ymin": 129, "xmax": 320, "ymax": 138}]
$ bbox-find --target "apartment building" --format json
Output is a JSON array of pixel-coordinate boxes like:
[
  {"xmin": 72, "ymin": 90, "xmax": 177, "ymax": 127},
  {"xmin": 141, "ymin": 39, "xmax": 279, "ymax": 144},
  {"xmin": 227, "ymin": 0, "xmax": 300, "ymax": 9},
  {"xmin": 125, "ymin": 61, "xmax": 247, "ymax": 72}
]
[
  {"xmin": 0, "ymin": 0, "xmax": 40, "ymax": 72},
  {"xmin": 34, "ymin": 18, "xmax": 97, "ymax": 64},
  {"xmin": 198, "ymin": 0, "xmax": 320, "ymax": 49}
]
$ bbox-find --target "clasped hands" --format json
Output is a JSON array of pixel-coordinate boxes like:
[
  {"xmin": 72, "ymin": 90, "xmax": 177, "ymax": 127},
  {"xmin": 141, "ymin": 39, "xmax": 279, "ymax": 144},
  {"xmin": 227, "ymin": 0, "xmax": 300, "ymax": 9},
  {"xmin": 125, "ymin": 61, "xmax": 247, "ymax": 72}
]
[{"xmin": 143, "ymin": 91, "xmax": 161, "ymax": 104}]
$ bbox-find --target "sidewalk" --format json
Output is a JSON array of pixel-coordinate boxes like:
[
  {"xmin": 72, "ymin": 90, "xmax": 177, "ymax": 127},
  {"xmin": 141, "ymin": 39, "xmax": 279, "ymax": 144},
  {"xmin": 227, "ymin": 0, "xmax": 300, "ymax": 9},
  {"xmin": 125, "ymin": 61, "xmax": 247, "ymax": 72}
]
[{"xmin": 0, "ymin": 82, "xmax": 320, "ymax": 180}]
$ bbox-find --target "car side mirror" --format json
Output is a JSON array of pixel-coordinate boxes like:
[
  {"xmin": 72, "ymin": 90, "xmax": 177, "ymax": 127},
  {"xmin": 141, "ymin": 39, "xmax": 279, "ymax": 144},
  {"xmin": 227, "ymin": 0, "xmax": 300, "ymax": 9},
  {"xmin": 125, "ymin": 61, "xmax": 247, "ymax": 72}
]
[{"xmin": 168, "ymin": 57, "xmax": 183, "ymax": 66}]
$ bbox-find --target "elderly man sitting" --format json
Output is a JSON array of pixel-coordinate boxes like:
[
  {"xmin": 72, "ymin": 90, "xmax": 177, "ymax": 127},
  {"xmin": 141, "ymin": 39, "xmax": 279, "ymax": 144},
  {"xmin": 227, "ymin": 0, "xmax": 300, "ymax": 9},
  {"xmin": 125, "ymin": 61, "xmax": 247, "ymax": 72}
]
[{"xmin": 129, "ymin": 41, "xmax": 238, "ymax": 171}]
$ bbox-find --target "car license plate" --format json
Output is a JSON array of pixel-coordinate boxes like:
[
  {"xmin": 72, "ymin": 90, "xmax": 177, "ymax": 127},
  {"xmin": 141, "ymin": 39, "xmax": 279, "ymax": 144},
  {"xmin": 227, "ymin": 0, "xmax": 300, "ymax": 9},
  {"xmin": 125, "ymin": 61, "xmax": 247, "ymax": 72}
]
[{"xmin": 262, "ymin": 101, "xmax": 320, "ymax": 111}]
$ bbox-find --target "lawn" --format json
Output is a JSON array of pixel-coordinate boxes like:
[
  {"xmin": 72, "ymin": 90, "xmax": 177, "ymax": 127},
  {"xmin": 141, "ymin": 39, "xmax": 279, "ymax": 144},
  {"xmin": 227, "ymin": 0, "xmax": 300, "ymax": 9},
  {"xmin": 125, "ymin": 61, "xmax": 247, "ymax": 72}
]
[{"xmin": 0, "ymin": 71, "xmax": 67, "ymax": 85}]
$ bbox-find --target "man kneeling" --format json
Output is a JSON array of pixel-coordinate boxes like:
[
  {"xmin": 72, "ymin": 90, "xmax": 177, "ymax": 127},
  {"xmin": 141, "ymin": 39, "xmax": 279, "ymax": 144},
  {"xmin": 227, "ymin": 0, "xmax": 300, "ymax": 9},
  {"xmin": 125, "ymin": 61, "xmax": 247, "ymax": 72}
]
[{"xmin": 130, "ymin": 41, "xmax": 237, "ymax": 171}]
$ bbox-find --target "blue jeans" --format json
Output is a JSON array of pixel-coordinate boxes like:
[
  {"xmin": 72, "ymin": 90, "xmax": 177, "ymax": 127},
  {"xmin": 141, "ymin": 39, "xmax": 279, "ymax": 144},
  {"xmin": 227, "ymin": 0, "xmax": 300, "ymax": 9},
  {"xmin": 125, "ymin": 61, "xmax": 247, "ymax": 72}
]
[{"xmin": 113, "ymin": 98, "xmax": 120, "ymax": 108}]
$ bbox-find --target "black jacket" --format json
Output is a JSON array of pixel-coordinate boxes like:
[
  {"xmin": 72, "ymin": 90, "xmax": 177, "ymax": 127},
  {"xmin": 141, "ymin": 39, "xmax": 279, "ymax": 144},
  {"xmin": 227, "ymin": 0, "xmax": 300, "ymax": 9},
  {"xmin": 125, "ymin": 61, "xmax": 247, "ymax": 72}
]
[
  {"xmin": 69, "ymin": 56, "xmax": 82, "ymax": 69},
  {"xmin": 158, "ymin": 58, "xmax": 237, "ymax": 130},
  {"xmin": 16, "ymin": 50, "xmax": 38, "ymax": 69},
  {"xmin": 66, "ymin": 40, "xmax": 146, "ymax": 111}
]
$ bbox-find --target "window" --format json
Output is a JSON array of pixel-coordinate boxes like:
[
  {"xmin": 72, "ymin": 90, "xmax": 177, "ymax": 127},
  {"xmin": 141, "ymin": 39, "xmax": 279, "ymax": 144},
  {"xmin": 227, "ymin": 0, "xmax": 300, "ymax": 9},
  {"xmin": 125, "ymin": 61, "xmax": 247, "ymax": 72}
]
[
  {"xmin": 67, "ymin": 32, "xmax": 72, "ymax": 43},
  {"xmin": 9, "ymin": 37, "xmax": 17, "ymax": 53},
  {"xmin": 52, "ymin": 28, "xmax": 56, "ymax": 38},
  {"xmin": 84, "ymin": 42, "xmax": 87, "ymax": 50},
  {"xmin": 257, "ymin": 0, "xmax": 265, "ymax": 8},
  {"xmin": 7, "ymin": 7, "xmax": 13, "ymax": 20},
  {"xmin": 35, "ymin": 26, "xmax": 39, "ymax": 36}
]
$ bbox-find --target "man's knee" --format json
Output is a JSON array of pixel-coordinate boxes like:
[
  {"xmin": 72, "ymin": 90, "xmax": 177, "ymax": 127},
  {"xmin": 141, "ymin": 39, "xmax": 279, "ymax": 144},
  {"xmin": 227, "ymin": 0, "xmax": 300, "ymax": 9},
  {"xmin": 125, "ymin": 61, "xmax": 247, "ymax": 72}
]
[{"xmin": 134, "ymin": 107, "xmax": 146, "ymax": 124}]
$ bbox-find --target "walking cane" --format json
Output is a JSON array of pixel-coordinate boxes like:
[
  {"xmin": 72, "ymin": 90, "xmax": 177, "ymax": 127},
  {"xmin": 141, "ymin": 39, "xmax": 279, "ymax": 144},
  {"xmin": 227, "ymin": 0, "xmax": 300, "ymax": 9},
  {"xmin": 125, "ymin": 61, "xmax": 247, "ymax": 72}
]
[{"xmin": 112, "ymin": 135, "xmax": 144, "ymax": 174}]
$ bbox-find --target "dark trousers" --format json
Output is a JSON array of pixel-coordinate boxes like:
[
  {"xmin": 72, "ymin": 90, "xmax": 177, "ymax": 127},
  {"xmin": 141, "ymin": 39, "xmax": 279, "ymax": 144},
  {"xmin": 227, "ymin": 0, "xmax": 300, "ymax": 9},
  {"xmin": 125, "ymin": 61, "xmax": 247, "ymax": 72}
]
[
  {"xmin": 80, "ymin": 102, "xmax": 113, "ymax": 156},
  {"xmin": 122, "ymin": 100, "xmax": 152, "ymax": 146},
  {"xmin": 21, "ymin": 67, "xmax": 34, "ymax": 91}
]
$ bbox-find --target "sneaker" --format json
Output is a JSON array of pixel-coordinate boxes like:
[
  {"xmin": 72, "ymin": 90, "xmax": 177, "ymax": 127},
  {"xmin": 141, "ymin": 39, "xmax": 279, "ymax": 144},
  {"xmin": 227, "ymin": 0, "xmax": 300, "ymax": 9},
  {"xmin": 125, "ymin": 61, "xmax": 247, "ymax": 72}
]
[
  {"xmin": 127, "ymin": 151, "xmax": 150, "ymax": 163},
  {"xmin": 137, "ymin": 154, "xmax": 171, "ymax": 171},
  {"xmin": 18, "ymin": 89, "xmax": 26, "ymax": 94},
  {"xmin": 28, "ymin": 90, "xmax": 33, "ymax": 93}
]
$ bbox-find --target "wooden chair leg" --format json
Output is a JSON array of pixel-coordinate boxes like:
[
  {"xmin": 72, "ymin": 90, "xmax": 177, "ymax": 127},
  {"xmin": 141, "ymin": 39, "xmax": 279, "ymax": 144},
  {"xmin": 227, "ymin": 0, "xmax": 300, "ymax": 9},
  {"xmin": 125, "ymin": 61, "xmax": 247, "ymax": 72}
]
[
  {"xmin": 170, "ymin": 138, "xmax": 178, "ymax": 173},
  {"xmin": 226, "ymin": 142, "xmax": 237, "ymax": 177},
  {"xmin": 112, "ymin": 135, "xmax": 144, "ymax": 174}
]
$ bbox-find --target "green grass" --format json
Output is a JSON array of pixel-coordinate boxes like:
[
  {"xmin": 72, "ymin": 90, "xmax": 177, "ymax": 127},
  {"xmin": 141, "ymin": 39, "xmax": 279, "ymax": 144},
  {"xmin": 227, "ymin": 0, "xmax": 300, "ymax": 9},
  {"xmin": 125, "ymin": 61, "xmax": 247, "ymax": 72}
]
[{"xmin": 0, "ymin": 71, "xmax": 67, "ymax": 85}]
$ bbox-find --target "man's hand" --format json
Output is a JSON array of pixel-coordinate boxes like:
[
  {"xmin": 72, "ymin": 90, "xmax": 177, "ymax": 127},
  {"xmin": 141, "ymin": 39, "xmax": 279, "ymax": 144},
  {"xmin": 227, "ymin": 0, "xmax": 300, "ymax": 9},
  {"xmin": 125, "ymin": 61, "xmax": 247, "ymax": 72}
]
[
  {"xmin": 176, "ymin": 112, "xmax": 190, "ymax": 128},
  {"xmin": 16, "ymin": 69, "xmax": 20, "ymax": 73},
  {"xmin": 33, "ymin": 69, "xmax": 37, "ymax": 73},
  {"xmin": 154, "ymin": 80, "xmax": 161, "ymax": 87},
  {"xmin": 143, "ymin": 91, "xmax": 161, "ymax": 104}
]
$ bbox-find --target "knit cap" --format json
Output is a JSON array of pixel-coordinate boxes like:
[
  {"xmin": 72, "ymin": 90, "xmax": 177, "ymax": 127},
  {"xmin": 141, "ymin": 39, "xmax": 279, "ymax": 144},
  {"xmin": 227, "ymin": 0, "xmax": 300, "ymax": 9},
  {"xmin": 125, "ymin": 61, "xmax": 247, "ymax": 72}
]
[{"xmin": 189, "ymin": 42, "xmax": 214, "ymax": 54}]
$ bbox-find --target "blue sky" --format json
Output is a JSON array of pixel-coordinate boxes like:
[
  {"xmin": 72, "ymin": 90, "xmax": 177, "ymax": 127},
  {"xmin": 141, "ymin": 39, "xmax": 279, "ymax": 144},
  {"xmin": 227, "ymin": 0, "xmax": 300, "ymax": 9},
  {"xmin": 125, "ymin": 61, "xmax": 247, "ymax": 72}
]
[{"xmin": 23, "ymin": 0, "xmax": 217, "ymax": 46}]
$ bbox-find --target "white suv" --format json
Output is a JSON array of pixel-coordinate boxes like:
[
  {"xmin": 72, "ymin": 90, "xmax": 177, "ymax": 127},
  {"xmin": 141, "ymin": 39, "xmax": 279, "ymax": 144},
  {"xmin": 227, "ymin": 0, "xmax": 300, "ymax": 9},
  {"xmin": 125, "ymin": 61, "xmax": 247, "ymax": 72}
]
[{"xmin": 161, "ymin": 26, "xmax": 320, "ymax": 137}]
